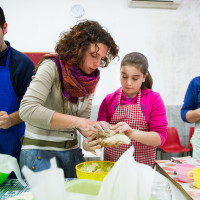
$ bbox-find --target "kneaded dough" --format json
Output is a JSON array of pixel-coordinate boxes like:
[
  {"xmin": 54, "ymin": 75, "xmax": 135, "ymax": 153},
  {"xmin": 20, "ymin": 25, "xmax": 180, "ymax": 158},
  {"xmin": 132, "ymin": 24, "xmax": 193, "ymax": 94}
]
[
  {"xmin": 91, "ymin": 130, "xmax": 131, "ymax": 147},
  {"xmin": 102, "ymin": 134, "xmax": 131, "ymax": 146}
]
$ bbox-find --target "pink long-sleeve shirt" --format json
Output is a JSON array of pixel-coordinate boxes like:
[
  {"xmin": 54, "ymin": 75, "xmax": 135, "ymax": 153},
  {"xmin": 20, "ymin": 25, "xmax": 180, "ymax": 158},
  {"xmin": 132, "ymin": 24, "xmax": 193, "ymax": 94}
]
[{"xmin": 97, "ymin": 88, "xmax": 168, "ymax": 146}]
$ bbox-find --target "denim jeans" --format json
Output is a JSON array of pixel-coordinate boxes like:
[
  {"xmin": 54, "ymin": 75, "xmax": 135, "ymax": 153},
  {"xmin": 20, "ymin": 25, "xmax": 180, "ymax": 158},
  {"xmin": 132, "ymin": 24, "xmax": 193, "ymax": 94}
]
[{"xmin": 19, "ymin": 148, "xmax": 85, "ymax": 178}]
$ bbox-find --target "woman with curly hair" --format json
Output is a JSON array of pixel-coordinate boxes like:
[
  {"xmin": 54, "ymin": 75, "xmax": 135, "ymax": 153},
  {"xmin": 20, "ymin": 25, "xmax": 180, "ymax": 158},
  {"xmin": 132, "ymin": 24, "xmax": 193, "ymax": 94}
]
[{"xmin": 19, "ymin": 20, "xmax": 119, "ymax": 178}]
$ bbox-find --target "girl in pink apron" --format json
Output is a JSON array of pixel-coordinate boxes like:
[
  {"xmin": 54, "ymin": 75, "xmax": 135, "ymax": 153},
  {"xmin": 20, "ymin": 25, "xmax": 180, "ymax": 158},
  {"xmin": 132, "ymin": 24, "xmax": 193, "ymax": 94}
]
[{"xmin": 97, "ymin": 52, "xmax": 168, "ymax": 168}]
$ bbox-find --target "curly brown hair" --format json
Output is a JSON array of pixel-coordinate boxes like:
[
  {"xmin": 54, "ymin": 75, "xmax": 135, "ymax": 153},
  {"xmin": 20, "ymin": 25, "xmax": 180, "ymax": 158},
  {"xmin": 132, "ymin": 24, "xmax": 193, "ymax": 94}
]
[{"xmin": 55, "ymin": 20, "xmax": 119, "ymax": 68}]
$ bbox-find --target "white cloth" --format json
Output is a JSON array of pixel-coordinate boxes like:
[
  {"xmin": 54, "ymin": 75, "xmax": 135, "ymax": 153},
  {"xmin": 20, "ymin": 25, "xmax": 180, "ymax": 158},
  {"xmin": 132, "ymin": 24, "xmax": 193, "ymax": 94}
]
[{"xmin": 191, "ymin": 120, "xmax": 200, "ymax": 159}]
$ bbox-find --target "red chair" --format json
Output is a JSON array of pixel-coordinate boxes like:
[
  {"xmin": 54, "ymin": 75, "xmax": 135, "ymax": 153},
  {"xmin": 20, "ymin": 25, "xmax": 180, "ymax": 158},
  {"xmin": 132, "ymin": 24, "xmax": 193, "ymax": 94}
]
[
  {"xmin": 23, "ymin": 52, "xmax": 52, "ymax": 66},
  {"xmin": 157, "ymin": 127, "xmax": 190, "ymax": 159},
  {"xmin": 188, "ymin": 127, "xmax": 195, "ymax": 155}
]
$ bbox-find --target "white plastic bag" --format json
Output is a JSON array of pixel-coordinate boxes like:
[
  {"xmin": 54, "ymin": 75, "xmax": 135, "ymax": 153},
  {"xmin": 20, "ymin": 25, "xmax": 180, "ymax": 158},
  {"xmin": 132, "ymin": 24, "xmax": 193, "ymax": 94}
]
[
  {"xmin": 0, "ymin": 154, "xmax": 26, "ymax": 186},
  {"xmin": 22, "ymin": 158, "xmax": 66, "ymax": 200},
  {"xmin": 97, "ymin": 146, "xmax": 155, "ymax": 200}
]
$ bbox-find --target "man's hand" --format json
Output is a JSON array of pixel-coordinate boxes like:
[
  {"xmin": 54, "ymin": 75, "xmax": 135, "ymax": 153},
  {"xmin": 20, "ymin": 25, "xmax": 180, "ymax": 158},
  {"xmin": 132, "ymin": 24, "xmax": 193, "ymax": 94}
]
[
  {"xmin": 0, "ymin": 111, "xmax": 12, "ymax": 129},
  {"xmin": 0, "ymin": 111, "xmax": 22, "ymax": 129}
]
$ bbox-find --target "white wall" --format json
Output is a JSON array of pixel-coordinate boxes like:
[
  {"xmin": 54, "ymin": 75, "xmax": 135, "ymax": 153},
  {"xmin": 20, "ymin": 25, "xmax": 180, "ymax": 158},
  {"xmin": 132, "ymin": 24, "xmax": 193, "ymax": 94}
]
[{"xmin": 1, "ymin": 0, "xmax": 200, "ymax": 105}]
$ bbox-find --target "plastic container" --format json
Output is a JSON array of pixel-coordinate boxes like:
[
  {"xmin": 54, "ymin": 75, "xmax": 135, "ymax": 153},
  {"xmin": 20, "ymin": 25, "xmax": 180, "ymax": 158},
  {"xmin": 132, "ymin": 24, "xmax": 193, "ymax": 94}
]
[
  {"xmin": 76, "ymin": 161, "xmax": 115, "ymax": 181},
  {"xmin": 0, "ymin": 172, "xmax": 10, "ymax": 185},
  {"xmin": 176, "ymin": 163, "xmax": 196, "ymax": 183},
  {"xmin": 150, "ymin": 182, "xmax": 172, "ymax": 200},
  {"xmin": 187, "ymin": 168, "xmax": 200, "ymax": 188},
  {"xmin": 65, "ymin": 179, "xmax": 102, "ymax": 195}
]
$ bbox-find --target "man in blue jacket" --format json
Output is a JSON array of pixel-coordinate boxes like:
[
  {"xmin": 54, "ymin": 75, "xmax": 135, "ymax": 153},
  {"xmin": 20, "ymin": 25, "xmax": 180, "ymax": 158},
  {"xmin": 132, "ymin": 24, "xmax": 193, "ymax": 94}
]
[
  {"xmin": 0, "ymin": 7, "xmax": 35, "ymax": 165},
  {"xmin": 181, "ymin": 76, "xmax": 200, "ymax": 159}
]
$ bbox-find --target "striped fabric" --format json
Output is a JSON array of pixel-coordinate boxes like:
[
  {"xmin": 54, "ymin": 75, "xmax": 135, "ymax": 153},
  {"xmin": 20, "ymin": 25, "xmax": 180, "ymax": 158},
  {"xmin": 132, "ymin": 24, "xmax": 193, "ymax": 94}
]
[{"xmin": 104, "ymin": 88, "xmax": 156, "ymax": 168}]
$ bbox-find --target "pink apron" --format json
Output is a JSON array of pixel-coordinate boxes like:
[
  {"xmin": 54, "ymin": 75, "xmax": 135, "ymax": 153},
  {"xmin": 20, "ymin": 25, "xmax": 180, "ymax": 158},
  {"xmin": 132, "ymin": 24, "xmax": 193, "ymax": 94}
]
[{"xmin": 104, "ymin": 88, "xmax": 156, "ymax": 167}]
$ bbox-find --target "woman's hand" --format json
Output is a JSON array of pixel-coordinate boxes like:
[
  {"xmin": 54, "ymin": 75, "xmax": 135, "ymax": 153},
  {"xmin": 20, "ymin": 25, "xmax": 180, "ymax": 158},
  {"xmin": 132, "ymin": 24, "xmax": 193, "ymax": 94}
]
[
  {"xmin": 78, "ymin": 119, "xmax": 111, "ymax": 137},
  {"xmin": 82, "ymin": 134, "xmax": 102, "ymax": 156},
  {"xmin": 111, "ymin": 122, "xmax": 133, "ymax": 137},
  {"xmin": 50, "ymin": 112, "xmax": 111, "ymax": 137}
]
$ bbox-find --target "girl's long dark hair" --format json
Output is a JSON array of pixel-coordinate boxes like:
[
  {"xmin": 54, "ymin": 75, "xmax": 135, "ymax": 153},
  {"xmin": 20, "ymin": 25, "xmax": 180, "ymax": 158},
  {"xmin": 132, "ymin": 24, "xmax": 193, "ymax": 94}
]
[{"xmin": 120, "ymin": 52, "xmax": 153, "ymax": 89}]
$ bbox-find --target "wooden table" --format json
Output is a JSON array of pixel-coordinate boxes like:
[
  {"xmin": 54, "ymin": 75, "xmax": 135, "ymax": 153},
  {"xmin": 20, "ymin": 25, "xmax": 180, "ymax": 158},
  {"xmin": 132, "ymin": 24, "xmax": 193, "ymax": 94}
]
[{"xmin": 155, "ymin": 156, "xmax": 200, "ymax": 200}]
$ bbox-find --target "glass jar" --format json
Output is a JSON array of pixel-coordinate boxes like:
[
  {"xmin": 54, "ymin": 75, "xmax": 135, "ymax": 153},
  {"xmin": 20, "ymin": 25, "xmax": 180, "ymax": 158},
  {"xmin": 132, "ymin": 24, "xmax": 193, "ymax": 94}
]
[{"xmin": 150, "ymin": 182, "xmax": 172, "ymax": 200}]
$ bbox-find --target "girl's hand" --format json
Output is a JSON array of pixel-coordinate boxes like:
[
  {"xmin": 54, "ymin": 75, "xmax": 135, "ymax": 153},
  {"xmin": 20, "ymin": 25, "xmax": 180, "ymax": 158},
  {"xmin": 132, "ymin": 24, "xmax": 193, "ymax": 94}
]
[
  {"xmin": 112, "ymin": 122, "xmax": 133, "ymax": 137},
  {"xmin": 82, "ymin": 135, "xmax": 102, "ymax": 156}
]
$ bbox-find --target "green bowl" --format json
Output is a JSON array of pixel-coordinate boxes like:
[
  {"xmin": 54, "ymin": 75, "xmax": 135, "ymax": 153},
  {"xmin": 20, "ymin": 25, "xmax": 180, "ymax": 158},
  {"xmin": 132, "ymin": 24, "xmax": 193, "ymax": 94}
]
[
  {"xmin": 0, "ymin": 172, "xmax": 10, "ymax": 185},
  {"xmin": 65, "ymin": 179, "xmax": 102, "ymax": 195}
]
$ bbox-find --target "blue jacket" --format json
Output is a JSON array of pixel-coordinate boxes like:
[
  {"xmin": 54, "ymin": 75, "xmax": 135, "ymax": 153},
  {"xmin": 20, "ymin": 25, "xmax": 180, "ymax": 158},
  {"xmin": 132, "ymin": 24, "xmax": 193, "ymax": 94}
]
[{"xmin": 181, "ymin": 76, "xmax": 200, "ymax": 123}]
